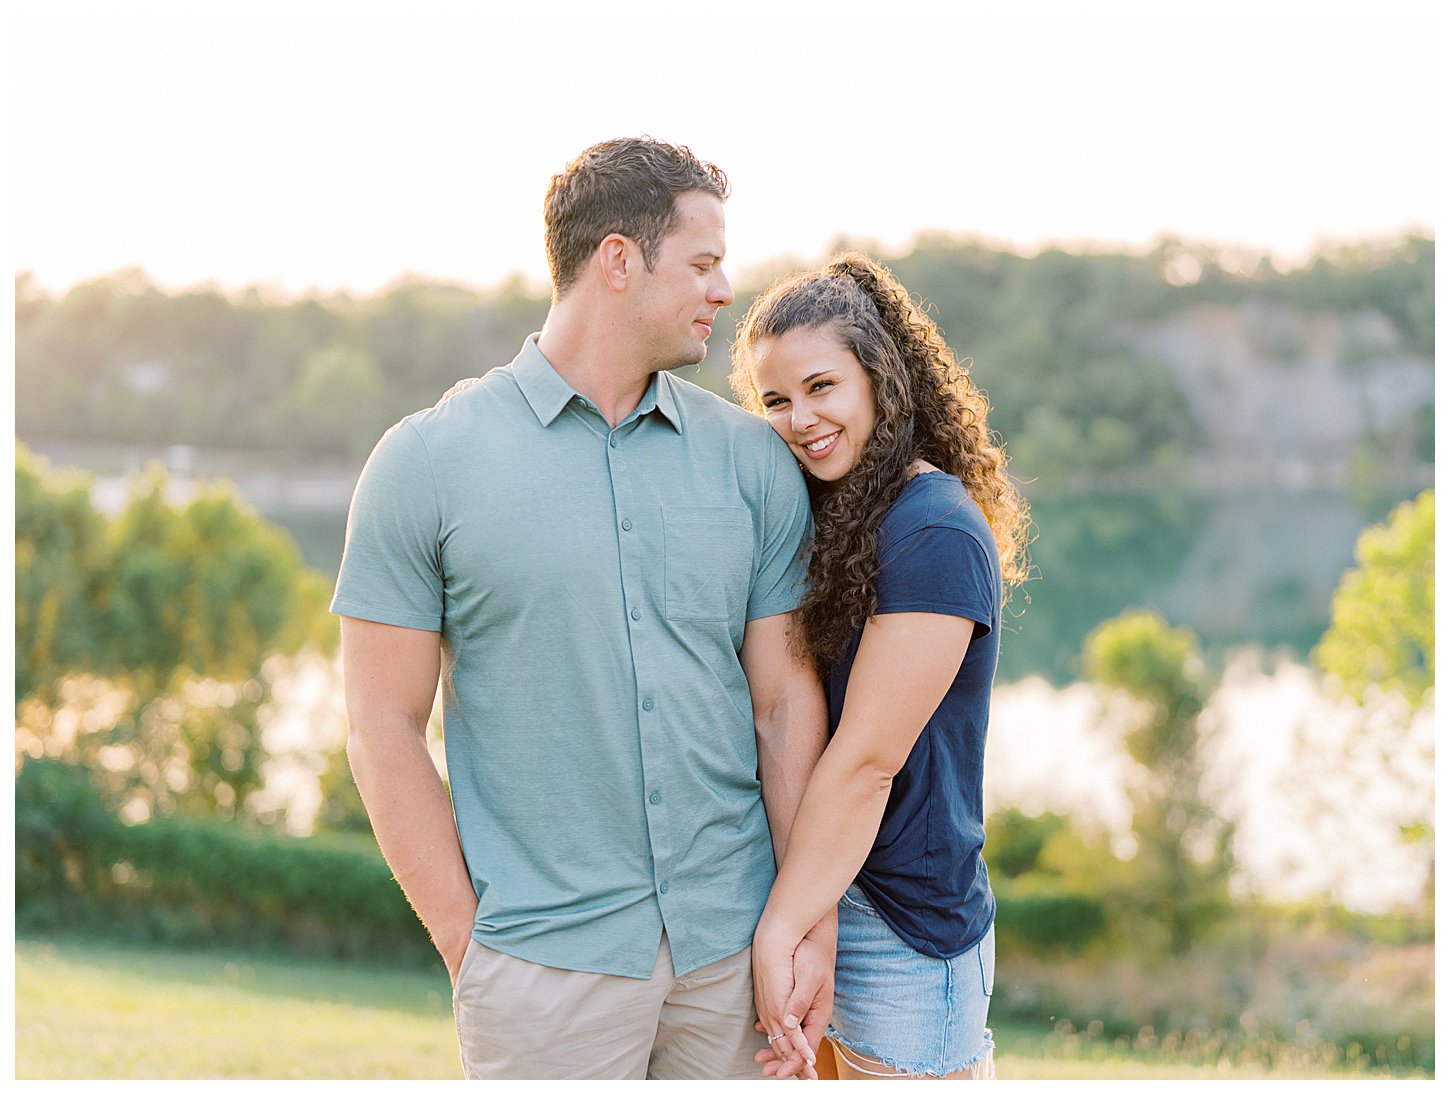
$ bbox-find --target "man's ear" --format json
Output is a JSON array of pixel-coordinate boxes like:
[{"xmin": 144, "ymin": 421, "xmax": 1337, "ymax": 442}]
[{"xmin": 597, "ymin": 234, "xmax": 633, "ymax": 292}]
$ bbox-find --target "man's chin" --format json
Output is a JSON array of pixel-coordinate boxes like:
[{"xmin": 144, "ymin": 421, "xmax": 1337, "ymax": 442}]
[{"xmin": 660, "ymin": 342, "xmax": 710, "ymax": 372}]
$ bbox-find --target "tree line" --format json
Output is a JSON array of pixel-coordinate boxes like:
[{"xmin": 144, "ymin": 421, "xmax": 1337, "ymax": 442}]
[{"xmin": 15, "ymin": 234, "xmax": 1433, "ymax": 483}]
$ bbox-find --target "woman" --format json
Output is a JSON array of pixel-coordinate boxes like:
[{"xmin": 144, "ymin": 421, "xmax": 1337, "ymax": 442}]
[{"xmin": 730, "ymin": 253, "xmax": 1030, "ymax": 1080}]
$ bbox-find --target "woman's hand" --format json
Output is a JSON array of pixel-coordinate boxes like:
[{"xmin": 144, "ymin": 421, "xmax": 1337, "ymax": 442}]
[{"xmin": 752, "ymin": 913, "xmax": 835, "ymax": 1079}]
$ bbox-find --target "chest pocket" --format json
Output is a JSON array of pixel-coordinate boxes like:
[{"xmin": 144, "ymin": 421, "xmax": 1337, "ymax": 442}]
[{"xmin": 663, "ymin": 505, "xmax": 755, "ymax": 623}]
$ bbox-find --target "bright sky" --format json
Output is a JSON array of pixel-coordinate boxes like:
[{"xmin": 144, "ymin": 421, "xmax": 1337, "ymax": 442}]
[{"xmin": 11, "ymin": 0, "xmax": 1439, "ymax": 297}]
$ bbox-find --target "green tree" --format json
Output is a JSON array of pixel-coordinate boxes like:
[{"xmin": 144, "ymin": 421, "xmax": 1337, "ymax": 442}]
[
  {"xmin": 15, "ymin": 445, "xmax": 336, "ymax": 820},
  {"xmin": 985, "ymin": 807, "xmax": 1068, "ymax": 879},
  {"xmin": 14, "ymin": 446, "xmax": 111, "ymax": 706},
  {"xmin": 1310, "ymin": 490, "xmax": 1434, "ymax": 869},
  {"xmin": 1314, "ymin": 490, "xmax": 1433, "ymax": 708},
  {"xmin": 1084, "ymin": 610, "xmax": 1233, "ymax": 954},
  {"xmin": 314, "ymin": 740, "xmax": 375, "ymax": 834},
  {"xmin": 283, "ymin": 341, "xmax": 393, "ymax": 459}
]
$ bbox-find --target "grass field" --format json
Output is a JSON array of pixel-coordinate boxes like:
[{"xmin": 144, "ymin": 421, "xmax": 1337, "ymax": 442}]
[{"xmin": 13, "ymin": 935, "xmax": 1415, "ymax": 1080}]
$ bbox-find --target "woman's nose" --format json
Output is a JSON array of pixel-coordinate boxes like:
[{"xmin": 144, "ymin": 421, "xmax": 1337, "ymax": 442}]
[{"xmin": 790, "ymin": 401, "xmax": 819, "ymax": 434}]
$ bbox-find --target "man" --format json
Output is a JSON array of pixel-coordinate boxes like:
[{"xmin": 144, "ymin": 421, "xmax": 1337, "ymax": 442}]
[{"xmin": 332, "ymin": 137, "xmax": 831, "ymax": 1080}]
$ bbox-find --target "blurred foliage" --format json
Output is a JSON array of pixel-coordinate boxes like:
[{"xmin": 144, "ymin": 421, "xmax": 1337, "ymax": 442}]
[
  {"xmin": 15, "ymin": 443, "xmax": 336, "ymax": 821},
  {"xmin": 1313, "ymin": 489, "xmax": 1433, "ymax": 709},
  {"xmin": 14, "ymin": 756, "xmax": 119, "ymax": 923},
  {"xmin": 15, "ymin": 758, "xmax": 435, "ymax": 965},
  {"xmin": 986, "ymin": 808, "xmax": 1109, "ymax": 954},
  {"xmin": 1308, "ymin": 489, "xmax": 1434, "ymax": 863},
  {"xmin": 1084, "ymin": 612, "xmax": 1234, "ymax": 954},
  {"xmin": 997, "ymin": 925, "xmax": 1433, "ymax": 1075},
  {"xmin": 994, "ymin": 883, "xmax": 1107, "ymax": 955},
  {"xmin": 986, "ymin": 807, "xmax": 1069, "ymax": 879},
  {"xmin": 13, "ymin": 442, "xmax": 112, "ymax": 704},
  {"xmin": 314, "ymin": 736, "xmax": 376, "ymax": 834},
  {"xmin": 15, "ymin": 234, "xmax": 1433, "ymax": 485}
]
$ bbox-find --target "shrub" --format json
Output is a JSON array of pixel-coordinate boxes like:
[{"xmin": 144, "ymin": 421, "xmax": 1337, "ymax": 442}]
[
  {"xmin": 15, "ymin": 758, "xmax": 436, "ymax": 965},
  {"xmin": 14, "ymin": 757, "xmax": 121, "ymax": 921},
  {"xmin": 994, "ymin": 878, "xmax": 1107, "ymax": 954}
]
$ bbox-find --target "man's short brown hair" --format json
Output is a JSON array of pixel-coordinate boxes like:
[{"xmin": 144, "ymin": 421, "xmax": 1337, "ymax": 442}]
[{"xmin": 544, "ymin": 137, "xmax": 730, "ymax": 297}]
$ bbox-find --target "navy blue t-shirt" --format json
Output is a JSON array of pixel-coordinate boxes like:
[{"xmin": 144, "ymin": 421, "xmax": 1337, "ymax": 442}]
[{"xmin": 827, "ymin": 471, "xmax": 1001, "ymax": 960}]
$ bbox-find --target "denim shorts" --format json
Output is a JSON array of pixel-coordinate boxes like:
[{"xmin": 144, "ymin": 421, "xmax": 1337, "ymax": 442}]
[{"xmin": 826, "ymin": 883, "xmax": 995, "ymax": 1078}]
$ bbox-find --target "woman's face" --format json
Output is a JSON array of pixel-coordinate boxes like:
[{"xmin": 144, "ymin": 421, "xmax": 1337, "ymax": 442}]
[{"xmin": 749, "ymin": 326, "xmax": 878, "ymax": 482}]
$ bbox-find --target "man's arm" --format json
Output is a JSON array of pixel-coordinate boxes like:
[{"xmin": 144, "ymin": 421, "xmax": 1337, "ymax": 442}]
[
  {"xmin": 341, "ymin": 615, "xmax": 478, "ymax": 983},
  {"xmin": 741, "ymin": 612, "xmax": 828, "ymax": 864},
  {"xmin": 740, "ymin": 612, "xmax": 832, "ymax": 1079}
]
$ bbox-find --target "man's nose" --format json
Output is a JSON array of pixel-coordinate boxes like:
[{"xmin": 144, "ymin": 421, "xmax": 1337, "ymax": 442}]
[{"xmin": 711, "ymin": 269, "xmax": 734, "ymax": 307}]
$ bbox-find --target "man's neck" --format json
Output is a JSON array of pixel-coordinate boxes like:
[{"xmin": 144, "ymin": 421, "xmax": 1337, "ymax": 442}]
[{"xmin": 537, "ymin": 304, "xmax": 653, "ymax": 428}]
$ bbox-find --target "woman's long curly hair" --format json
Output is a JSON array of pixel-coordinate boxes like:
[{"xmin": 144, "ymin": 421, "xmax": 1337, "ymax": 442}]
[{"xmin": 731, "ymin": 252, "xmax": 1031, "ymax": 671}]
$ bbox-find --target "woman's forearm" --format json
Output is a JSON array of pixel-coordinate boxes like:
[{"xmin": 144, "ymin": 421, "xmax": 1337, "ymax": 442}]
[
  {"xmin": 755, "ymin": 733, "xmax": 893, "ymax": 944},
  {"xmin": 757, "ymin": 612, "xmax": 975, "ymax": 946}
]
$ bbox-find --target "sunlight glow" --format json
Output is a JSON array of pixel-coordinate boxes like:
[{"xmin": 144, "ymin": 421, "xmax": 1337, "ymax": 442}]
[{"xmin": 12, "ymin": 1, "xmax": 1437, "ymax": 295}]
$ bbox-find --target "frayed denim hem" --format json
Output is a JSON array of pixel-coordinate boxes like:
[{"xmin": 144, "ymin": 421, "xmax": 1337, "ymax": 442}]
[{"xmin": 826, "ymin": 1027, "xmax": 996, "ymax": 1078}]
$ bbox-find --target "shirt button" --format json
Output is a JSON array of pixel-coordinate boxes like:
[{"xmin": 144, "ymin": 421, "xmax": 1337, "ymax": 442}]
[
  {"xmin": 609, "ymin": 437, "xmax": 617, "ymax": 448},
  {"xmin": 659, "ymin": 881, "xmax": 670, "ymax": 894},
  {"xmin": 642, "ymin": 698, "xmax": 654, "ymax": 711},
  {"xmin": 649, "ymin": 791, "xmax": 662, "ymax": 805},
  {"xmin": 621, "ymin": 518, "xmax": 633, "ymax": 532},
  {"xmin": 631, "ymin": 608, "xmax": 641, "ymax": 621}
]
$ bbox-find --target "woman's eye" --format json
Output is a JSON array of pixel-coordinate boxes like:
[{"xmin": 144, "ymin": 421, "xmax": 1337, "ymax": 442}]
[{"xmin": 810, "ymin": 379, "xmax": 834, "ymax": 392}]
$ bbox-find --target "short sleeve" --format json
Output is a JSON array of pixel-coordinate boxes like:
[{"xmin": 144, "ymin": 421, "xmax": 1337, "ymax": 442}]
[
  {"xmin": 874, "ymin": 525, "xmax": 998, "ymax": 632},
  {"xmin": 745, "ymin": 437, "xmax": 812, "ymax": 621},
  {"xmin": 330, "ymin": 420, "xmax": 445, "ymax": 631}
]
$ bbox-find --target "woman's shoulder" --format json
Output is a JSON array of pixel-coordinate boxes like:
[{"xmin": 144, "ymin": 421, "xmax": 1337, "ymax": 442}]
[
  {"xmin": 879, "ymin": 473, "xmax": 998, "ymax": 572},
  {"xmin": 885, "ymin": 472, "xmax": 987, "ymax": 535}
]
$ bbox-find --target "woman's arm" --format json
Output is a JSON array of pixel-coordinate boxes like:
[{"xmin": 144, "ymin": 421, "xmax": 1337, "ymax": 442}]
[{"xmin": 751, "ymin": 610, "xmax": 975, "ymax": 1037}]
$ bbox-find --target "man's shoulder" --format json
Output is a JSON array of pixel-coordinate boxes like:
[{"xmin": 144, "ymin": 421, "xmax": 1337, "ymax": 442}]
[
  {"xmin": 661, "ymin": 372, "xmax": 776, "ymax": 440},
  {"xmin": 401, "ymin": 366, "xmax": 525, "ymax": 436}
]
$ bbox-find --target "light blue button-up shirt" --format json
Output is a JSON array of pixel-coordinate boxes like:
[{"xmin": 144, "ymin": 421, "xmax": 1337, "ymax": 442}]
[{"xmin": 332, "ymin": 335, "xmax": 811, "ymax": 977}]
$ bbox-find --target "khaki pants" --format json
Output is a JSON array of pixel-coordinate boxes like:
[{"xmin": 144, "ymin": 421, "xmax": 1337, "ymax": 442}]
[{"xmin": 452, "ymin": 932, "xmax": 768, "ymax": 1080}]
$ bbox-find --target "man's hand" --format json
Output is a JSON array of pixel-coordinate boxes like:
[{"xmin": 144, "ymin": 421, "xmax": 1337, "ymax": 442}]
[{"xmin": 441, "ymin": 917, "xmax": 475, "ymax": 989}]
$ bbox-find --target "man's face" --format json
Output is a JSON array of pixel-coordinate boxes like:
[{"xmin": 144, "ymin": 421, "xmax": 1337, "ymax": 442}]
[{"xmin": 631, "ymin": 192, "xmax": 734, "ymax": 371}]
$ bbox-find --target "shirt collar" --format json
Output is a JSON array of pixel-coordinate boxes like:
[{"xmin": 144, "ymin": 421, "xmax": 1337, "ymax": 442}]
[
  {"xmin": 511, "ymin": 335, "xmax": 577, "ymax": 427},
  {"xmin": 511, "ymin": 334, "xmax": 683, "ymax": 434},
  {"xmin": 640, "ymin": 371, "xmax": 684, "ymax": 434}
]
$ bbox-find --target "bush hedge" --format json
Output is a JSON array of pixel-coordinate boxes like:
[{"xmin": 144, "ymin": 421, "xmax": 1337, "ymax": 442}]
[
  {"xmin": 16, "ymin": 757, "xmax": 436, "ymax": 965},
  {"xmin": 18, "ymin": 757, "xmax": 1109, "ymax": 966},
  {"xmin": 993, "ymin": 880, "xmax": 1108, "ymax": 954}
]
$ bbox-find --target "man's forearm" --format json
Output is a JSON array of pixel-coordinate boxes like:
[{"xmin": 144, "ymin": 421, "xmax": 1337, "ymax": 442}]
[
  {"xmin": 755, "ymin": 684, "xmax": 829, "ymax": 867},
  {"xmin": 348, "ymin": 717, "xmax": 477, "ymax": 973}
]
